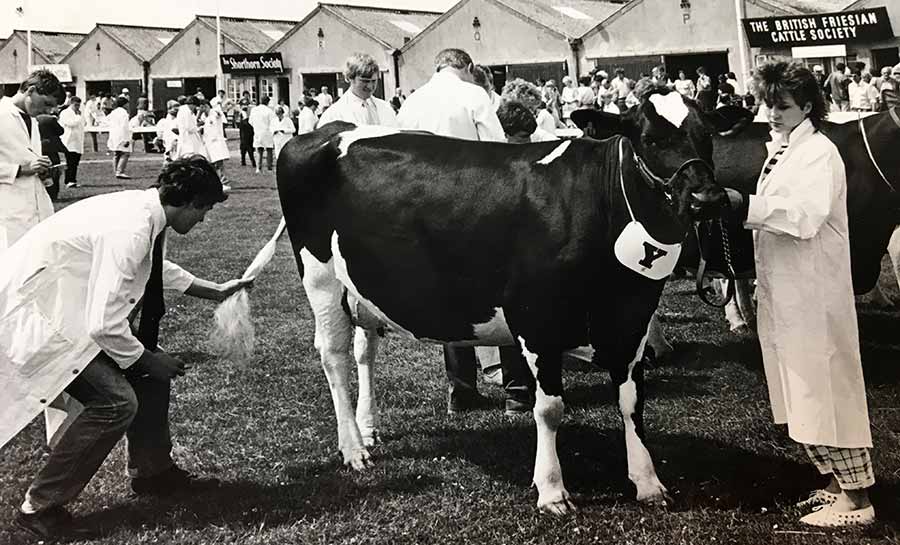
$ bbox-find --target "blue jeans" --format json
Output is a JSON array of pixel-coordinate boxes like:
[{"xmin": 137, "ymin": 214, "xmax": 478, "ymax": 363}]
[{"xmin": 25, "ymin": 352, "xmax": 175, "ymax": 511}]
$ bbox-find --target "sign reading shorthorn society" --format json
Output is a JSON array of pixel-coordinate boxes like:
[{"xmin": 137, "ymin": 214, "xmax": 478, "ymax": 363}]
[
  {"xmin": 742, "ymin": 7, "xmax": 893, "ymax": 48},
  {"xmin": 220, "ymin": 52, "xmax": 284, "ymax": 75}
]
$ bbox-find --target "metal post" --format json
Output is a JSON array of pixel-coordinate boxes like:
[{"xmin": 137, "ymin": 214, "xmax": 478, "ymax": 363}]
[{"xmin": 734, "ymin": 0, "xmax": 751, "ymax": 89}]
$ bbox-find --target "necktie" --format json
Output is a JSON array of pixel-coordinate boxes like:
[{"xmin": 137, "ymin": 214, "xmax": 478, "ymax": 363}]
[
  {"xmin": 137, "ymin": 230, "xmax": 166, "ymax": 351},
  {"xmin": 761, "ymin": 144, "xmax": 789, "ymax": 181},
  {"xmin": 363, "ymin": 99, "xmax": 379, "ymax": 125}
]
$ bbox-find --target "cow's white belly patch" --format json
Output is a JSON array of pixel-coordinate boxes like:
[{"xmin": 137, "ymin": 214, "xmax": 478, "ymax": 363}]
[
  {"xmin": 337, "ymin": 126, "xmax": 401, "ymax": 158},
  {"xmin": 472, "ymin": 307, "xmax": 514, "ymax": 344},
  {"xmin": 536, "ymin": 141, "xmax": 571, "ymax": 165}
]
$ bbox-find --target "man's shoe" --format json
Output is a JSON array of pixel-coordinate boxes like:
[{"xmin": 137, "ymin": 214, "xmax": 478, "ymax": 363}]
[
  {"xmin": 65, "ymin": 181, "xmax": 78, "ymax": 188},
  {"xmin": 447, "ymin": 392, "xmax": 491, "ymax": 414},
  {"xmin": 115, "ymin": 173, "xmax": 131, "ymax": 179},
  {"xmin": 504, "ymin": 398, "xmax": 533, "ymax": 416},
  {"xmin": 14, "ymin": 506, "xmax": 97, "ymax": 540},
  {"xmin": 130, "ymin": 465, "xmax": 220, "ymax": 496}
]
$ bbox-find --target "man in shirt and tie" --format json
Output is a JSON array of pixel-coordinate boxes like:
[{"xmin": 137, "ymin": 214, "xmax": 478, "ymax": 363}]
[
  {"xmin": 1, "ymin": 156, "xmax": 253, "ymax": 541},
  {"xmin": 317, "ymin": 53, "xmax": 397, "ymax": 128}
]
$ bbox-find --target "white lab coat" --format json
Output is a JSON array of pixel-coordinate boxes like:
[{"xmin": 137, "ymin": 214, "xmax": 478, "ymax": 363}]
[
  {"xmin": 0, "ymin": 188, "xmax": 195, "ymax": 449},
  {"xmin": 297, "ymin": 107, "xmax": 318, "ymax": 134},
  {"xmin": 156, "ymin": 114, "xmax": 178, "ymax": 158},
  {"xmin": 249, "ymin": 104, "xmax": 275, "ymax": 148},
  {"xmin": 176, "ymin": 105, "xmax": 205, "ymax": 158},
  {"xmin": 0, "ymin": 96, "xmax": 53, "ymax": 251},
  {"xmin": 203, "ymin": 107, "xmax": 230, "ymax": 163},
  {"xmin": 397, "ymin": 70, "xmax": 505, "ymax": 142},
  {"xmin": 59, "ymin": 107, "xmax": 85, "ymax": 154},
  {"xmin": 105, "ymin": 107, "xmax": 132, "ymax": 152},
  {"xmin": 272, "ymin": 114, "xmax": 296, "ymax": 159},
  {"xmin": 745, "ymin": 118, "xmax": 871, "ymax": 448},
  {"xmin": 317, "ymin": 91, "xmax": 397, "ymax": 128}
]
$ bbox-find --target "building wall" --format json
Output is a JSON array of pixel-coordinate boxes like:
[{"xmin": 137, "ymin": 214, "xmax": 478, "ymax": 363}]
[
  {"xmin": 398, "ymin": 0, "xmax": 571, "ymax": 93},
  {"xmin": 65, "ymin": 30, "xmax": 143, "ymax": 101},
  {"xmin": 151, "ymin": 22, "xmax": 242, "ymax": 78},
  {"xmin": 0, "ymin": 34, "xmax": 50, "ymax": 85},
  {"xmin": 275, "ymin": 10, "xmax": 395, "ymax": 102},
  {"xmin": 842, "ymin": 0, "xmax": 900, "ymax": 72}
]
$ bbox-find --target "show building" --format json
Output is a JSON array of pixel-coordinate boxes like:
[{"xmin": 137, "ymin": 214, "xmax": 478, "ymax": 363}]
[
  {"xmin": 270, "ymin": 3, "xmax": 441, "ymax": 102},
  {"xmin": 0, "ymin": 30, "xmax": 84, "ymax": 96}
]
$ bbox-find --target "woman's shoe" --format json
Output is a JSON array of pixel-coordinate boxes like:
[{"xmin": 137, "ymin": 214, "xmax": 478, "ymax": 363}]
[{"xmin": 799, "ymin": 504, "xmax": 875, "ymax": 527}]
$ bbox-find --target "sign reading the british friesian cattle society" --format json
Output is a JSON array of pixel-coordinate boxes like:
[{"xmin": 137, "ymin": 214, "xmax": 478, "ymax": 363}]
[
  {"xmin": 220, "ymin": 53, "xmax": 284, "ymax": 75},
  {"xmin": 742, "ymin": 7, "xmax": 893, "ymax": 48}
]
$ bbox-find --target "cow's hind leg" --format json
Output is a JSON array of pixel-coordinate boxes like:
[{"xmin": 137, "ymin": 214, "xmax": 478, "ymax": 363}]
[
  {"xmin": 518, "ymin": 337, "xmax": 575, "ymax": 516},
  {"xmin": 354, "ymin": 326, "xmax": 381, "ymax": 446},
  {"xmin": 300, "ymin": 250, "xmax": 372, "ymax": 470},
  {"xmin": 611, "ymin": 325, "xmax": 669, "ymax": 505}
]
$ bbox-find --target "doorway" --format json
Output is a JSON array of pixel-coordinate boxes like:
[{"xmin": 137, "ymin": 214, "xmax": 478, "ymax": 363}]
[
  {"xmin": 665, "ymin": 52, "xmax": 730, "ymax": 85},
  {"xmin": 872, "ymin": 47, "xmax": 899, "ymax": 75},
  {"xmin": 301, "ymin": 72, "xmax": 341, "ymax": 98}
]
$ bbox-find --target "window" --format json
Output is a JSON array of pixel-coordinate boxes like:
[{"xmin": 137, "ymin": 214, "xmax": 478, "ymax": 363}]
[
  {"xmin": 229, "ymin": 77, "xmax": 257, "ymax": 103},
  {"xmin": 260, "ymin": 77, "xmax": 275, "ymax": 100}
]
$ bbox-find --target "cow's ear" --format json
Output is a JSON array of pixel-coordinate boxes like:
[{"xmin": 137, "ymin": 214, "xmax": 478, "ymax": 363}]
[
  {"xmin": 700, "ymin": 106, "xmax": 755, "ymax": 137},
  {"xmin": 570, "ymin": 109, "xmax": 624, "ymax": 140}
]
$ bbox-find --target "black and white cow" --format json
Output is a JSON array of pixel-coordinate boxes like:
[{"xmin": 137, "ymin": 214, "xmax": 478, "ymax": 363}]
[{"xmin": 276, "ymin": 88, "xmax": 741, "ymax": 514}]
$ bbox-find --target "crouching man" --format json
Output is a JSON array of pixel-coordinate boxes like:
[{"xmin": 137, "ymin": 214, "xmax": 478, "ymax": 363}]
[{"xmin": 0, "ymin": 155, "xmax": 253, "ymax": 541}]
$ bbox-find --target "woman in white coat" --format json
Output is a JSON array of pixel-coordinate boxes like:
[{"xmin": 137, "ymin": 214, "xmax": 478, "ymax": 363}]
[
  {"xmin": 105, "ymin": 96, "xmax": 132, "ymax": 179},
  {"xmin": 175, "ymin": 96, "xmax": 205, "ymax": 160},
  {"xmin": 201, "ymin": 102, "xmax": 230, "ymax": 187},
  {"xmin": 272, "ymin": 105, "xmax": 295, "ymax": 160},
  {"xmin": 725, "ymin": 61, "xmax": 875, "ymax": 527}
]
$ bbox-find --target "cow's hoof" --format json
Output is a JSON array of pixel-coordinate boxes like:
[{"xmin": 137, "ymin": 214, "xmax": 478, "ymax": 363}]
[
  {"xmin": 342, "ymin": 448, "xmax": 374, "ymax": 471},
  {"xmin": 537, "ymin": 491, "xmax": 577, "ymax": 516},
  {"xmin": 361, "ymin": 429, "xmax": 381, "ymax": 447},
  {"xmin": 637, "ymin": 486, "xmax": 672, "ymax": 508}
]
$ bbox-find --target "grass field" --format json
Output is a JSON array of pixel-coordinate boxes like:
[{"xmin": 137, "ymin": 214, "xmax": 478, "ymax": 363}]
[{"xmin": 2, "ymin": 142, "xmax": 900, "ymax": 544}]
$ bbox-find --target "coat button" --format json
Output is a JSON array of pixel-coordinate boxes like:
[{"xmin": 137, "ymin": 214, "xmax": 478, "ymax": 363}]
[
  {"xmin": 129, "ymin": 298, "xmax": 136, "ymax": 304},
  {"xmin": 73, "ymin": 369, "xmax": 79, "ymax": 374},
  {"xmin": 39, "ymin": 399, "xmax": 47, "ymax": 404}
]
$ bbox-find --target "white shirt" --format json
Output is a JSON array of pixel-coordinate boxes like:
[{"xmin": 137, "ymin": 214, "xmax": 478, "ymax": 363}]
[
  {"xmin": 156, "ymin": 114, "xmax": 178, "ymax": 153},
  {"xmin": 297, "ymin": 107, "xmax": 318, "ymax": 134},
  {"xmin": 397, "ymin": 70, "xmax": 505, "ymax": 142},
  {"xmin": 317, "ymin": 91, "xmax": 397, "ymax": 128},
  {"xmin": 175, "ymin": 105, "xmax": 205, "ymax": 158},
  {"xmin": 315, "ymin": 92, "xmax": 333, "ymax": 115},
  {"xmin": 105, "ymin": 107, "xmax": 131, "ymax": 152},
  {"xmin": 249, "ymin": 104, "xmax": 276, "ymax": 148},
  {"xmin": 536, "ymin": 109, "xmax": 556, "ymax": 135},
  {"xmin": 0, "ymin": 188, "xmax": 195, "ymax": 449},
  {"xmin": 59, "ymin": 107, "xmax": 85, "ymax": 154},
  {"xmin": 848, "ymin": 80, "xmax": 872, "ymax": 110},
  {"xmin": 0, "ymin": 96, "xmax": 53, "ymax": 251}
]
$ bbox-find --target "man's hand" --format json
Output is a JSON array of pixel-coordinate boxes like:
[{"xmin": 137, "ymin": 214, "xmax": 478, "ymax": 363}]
[
  {"xmin": 217, "ymin": 277, "xmax": 255, "ymax": 301},
  {"xmin": 133, "ymin": 349, "xmax": 188, "ymax": 381},
  {"xmin": 19, "ymin": 156, "xmax": 51, "ymax": 178}
]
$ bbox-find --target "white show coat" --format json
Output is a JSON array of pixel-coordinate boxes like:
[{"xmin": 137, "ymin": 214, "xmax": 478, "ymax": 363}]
[
  {"xmin": 272, "ymin": 114, "xmax": 296, "ymax": 159},
  {"xmin": 0, "ymin": 188, "xmax": 195, "ymax": 449},
  {"xmin": 202, "ymin": 107, "xmax": 230, "ymax": 163},
  {"xmin": 317, "ymin": 91, "xmax": 397, "ymax": 128},
  {"xmin": 249, "ymin": 104, "xmax": 275, "ymax": 148},
  {"xmin": 297, "ymin": 107, "xmax": 318, "ymax": 134},
  {"xmin": 156, "ymin": 114, "xmax": 178, "ymax": 157},
  {"xmin": 59, "ymin": 107, "xmax": 85, "ymax": 154},
  {"xmin": 745, "ymin": 118, "xmax": 871, "ymax": 448},
  {"xmin": 176, "ymin": 105, "xmax": 205, "ymax": 158},
  {"xmin": 0, "ymin": 96, "xmax": 53, "ymax": 251},
  {"xmin": 105, "ymin": 107, "xmax": 132, "ymax": 152},
  {"xmin": 397, "ymin": 70, "xmax": 505, "ymax": 142}
]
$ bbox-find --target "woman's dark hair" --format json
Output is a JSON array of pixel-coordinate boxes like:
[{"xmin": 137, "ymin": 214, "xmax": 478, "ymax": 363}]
[
  {"xmin": 154, "ymin": 155, "xmax": 227, "ymax": 207},
  {"xmin": 115, "ymin": 96, "xmax": 129, "ymax": 108},
  {"xmin": 497, "ymin": 99, "xmax": 536, "ymax": 138},
  {"xmin": 752, "ymin": 61, "xmax": 827, "ymax": 128}
]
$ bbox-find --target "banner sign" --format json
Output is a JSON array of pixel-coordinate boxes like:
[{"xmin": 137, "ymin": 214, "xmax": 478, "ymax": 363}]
[
  {"xmin": 742, "ymin": 7, "xmax": 893, "ymax": 48},
  {"xmin": 220, "ymin": 52, "xmax": 284, "ymax": 75},
  {"xmin": 28, "ymin": 64, "xmax": 72, "ymax": 83}
]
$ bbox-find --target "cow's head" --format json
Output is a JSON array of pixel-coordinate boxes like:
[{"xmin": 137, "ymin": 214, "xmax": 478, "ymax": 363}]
[{"xmin": 572, "ymin": 81, "xmax": 754, "ymax": 223}]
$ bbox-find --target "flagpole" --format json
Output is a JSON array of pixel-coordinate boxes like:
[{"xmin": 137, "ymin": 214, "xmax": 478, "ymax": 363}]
[
  {"xmin": 24, "ymin": 0, "xmax": 32, "ymax": 68},
  {"xmin": 216, "ymin": 0, "xmax": 223, "ymax": 93}
]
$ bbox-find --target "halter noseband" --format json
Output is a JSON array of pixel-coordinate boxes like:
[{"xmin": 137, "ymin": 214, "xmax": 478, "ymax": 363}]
[{"xmin": 632, "ymin": 153, "xmax": 715, "ymax": 198}]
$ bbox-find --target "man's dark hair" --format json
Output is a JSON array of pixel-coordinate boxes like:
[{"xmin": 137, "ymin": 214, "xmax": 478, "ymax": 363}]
[
  {"xmin": 727, "ymin": 72, "xmax": 736, "ymax": 79},
  {"xmin": 155, "ymin": 155, "xmax": 227, "ymax": 207},
  {"xmin": 19, "ymin": 69, "xmax": 64, "ymax": 102},
  {"xmin": 835, "ymin": 62, "xmax": 846, "ymax": 72},
  {"xmin": 261, "ymin": 95, "xmax": 270, "ymax": 105},
  {"xmin": 186, "ymin": 95, "xmax": 199, "ymax": 106},
  {"xmin": 434, "ymin": 48, "xmax": 473, "ymax": 71},
  {"xmin": 69, "ymin": 96, "xmax": 82, "ymax": 104},
  {"xmin": 718, "ymin": 82, "xmax": 735, "ymax": 94},
  {"xmin": 752, "ymin": 61, "xmax": 827, "ymax": 128},
  {"xmin": 115, "ymin": 96, "xmax": 129, "ymax": 108},
  {"xmin": 578, "ymin": 75, "xmax": 592, "ymax": 86},
  {"xmin": 497, "ymin": 99, "xmax": 536, "ymax": 138}
]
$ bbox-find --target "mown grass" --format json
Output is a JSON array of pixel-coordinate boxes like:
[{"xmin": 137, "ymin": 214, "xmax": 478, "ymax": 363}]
[{"xmin": 2, "ymin": 143, "xmax": 900, "ymax": 544}]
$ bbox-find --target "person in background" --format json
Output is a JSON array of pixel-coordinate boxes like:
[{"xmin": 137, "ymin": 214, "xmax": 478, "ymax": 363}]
[
  {"xmin": 59, "ymin": 95, "xmax": 85, "ymax": 189},
  {"xmin": 200, "ymin": 101, "xmax": 230, "ymax": 189},
  {"xmin": 560, "ymin": 75, "xmax": 578, "ymax": 127},
  {"xmin": 812, "ymin": 65, "xmax": 828, "ymax": 95},
  {"xmin": 315, "ymin": 86, "xmax": 333, "ymax": 116},
  {"xmin": 106, "ymin": 96, "xmax": 132, "ymax": 179},
  {"xmin": 610, "ymin": 68, "xmax": 630, "ymax": 112},
  {"xmin": 194, "ymin": 88, "xmax": 206, "ymax": 102},
  {"xmin": 599, "ymin": 91, "xmax": 620, "ymax": 114},
  {"xmin": 863, "ymin": 72, "xmax": 880, "ymax": 112},
  {"xmin": 37, "ymin": 111, "xmax": 65, "ymax": 201},
  {"xmin": 238, "ymin": 91, "xmax": 251, "ymax": 108},
  {"xmin": 696, "ymin": 66, "xmax": 715, "ymax": 111},
  {"xmin": 624, "ymin": 78, "xmax": 640, "ymax": 110},
  {"xmin": 496, "ymin": 99, "xmax": 536, "ymax": 143},
  {"xmin": 297, "ymin": 97, "xmax": 318, "ymax": 134},
  {"xmin": 827, "ymin": 62, "xmax": 849, "ymax": 111},
  {"xmin": 175, "ymin": 95, "xmax": 205, "ymax": 161},
  {"xmin": 249, "ymin": 95, "xmax": 276, "ymax": 173},
  {"xmin": 390, "ymin": 87, "xmax": 405, "ymax": 113},
  {"xmin": 238, "ymin": 107, "xmax": 256, "ymax": 168},
  {"xmin": 3, "ymin": 156, "xmax": 252, "ymax": 541},
  {"xmin": 575, "ymin": 75, "xmax": 595, "ymax": 111},
  {"xmin": 535, "ymin": 100, "xmax": 557, "ymax": 135},
  {"xmin": 499, "ymin": 78, "xmax": 557, "ymax": 142},
  {"xmin": 674, "ymin": 69, "xmax": 696, "ymax": 99},
  {"xmin": 880, "ymin": 63, "xmax": 900, "ymax": 110},
  {"xmin": 210, "ymin": 89, "xmax": 225, "ymax": 109},
  {"xmin": 83, "ymin": 93, "xmax": 102, "ymax": 152},
  {"xmin": 651, "ymin": 65, "xmax": 675, "ymax": 89},
  {"xmin": 541, "ymin": 80, "xmax": 563, "ymax": 128},
  {"xmin": 726, "ymin": 71, "xmax": 742, "ymax": 96},
  {"xmin": 155, "ymin": 100, "xmax": 179, "ymax": 164},
  {"xmin": 848, "ymin": 70, "xmax": 872, "ymax": 112},
  {"xmin": 716, "ymin": 82, "xmax": 737, "ymax": 109},
  {"xmin": 272, "ymin": 105, "xmax": 296, "ymax": 161},
  {"xmin": 725, "ymin": 61, "xmax": 876, "ymax": 528},
  {"xmin": 132, "ymin": 97, "xmax": 156, "ymax": 153},
  {"xmin": 317, "ymin": 53, "xmax": 397, "ymax": 128}
]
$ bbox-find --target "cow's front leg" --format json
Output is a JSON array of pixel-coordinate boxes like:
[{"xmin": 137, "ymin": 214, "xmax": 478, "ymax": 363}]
[
  {"xmin": 612, "ymin": 327, "xmax": 669, "ymax": 505},
  {"xmin": 646, "ymin": 312, "xmax": 672, "ymax": 359},
  {"xmin": 301, "ymin": 251, "xmax": 372, "ymax": 470},
  {"xmin": 354, "ymin": 326, "xmax": 381, "ymax": 447},
  {"xmin": 518, "ymin": 337, "xmax": 575, "ymax": 516}
]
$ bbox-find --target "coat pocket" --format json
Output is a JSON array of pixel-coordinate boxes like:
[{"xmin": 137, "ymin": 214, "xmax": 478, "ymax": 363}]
[{"xmin": 0, "ymin": 300, "xmax": 73, "ymax": 378}]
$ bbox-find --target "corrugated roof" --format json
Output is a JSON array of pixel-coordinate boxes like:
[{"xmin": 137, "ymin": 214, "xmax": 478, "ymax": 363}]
[
  {"xmin": 197, "ymin": 16, "xmax": 297, "ymax": 53},
  {"xmin": 98, "ymin": 24, "xmax": 181, "ymax": 62},
  {"xmin": 495, "ymin": 0, "xmax": 627, "ymax": 38},
  {"xmin": 13, "ymin": 30, "xmax": 85, "ymax": 63},
  {"xmin": 322, "ymin": 4, "xmax": 442, "ymax": 49}
]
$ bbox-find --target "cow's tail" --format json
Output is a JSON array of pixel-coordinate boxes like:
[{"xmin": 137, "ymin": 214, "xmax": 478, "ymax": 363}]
[{"xmin": 208, "ymin": 217, "xmax": 288, "ymax": 366}]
